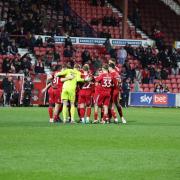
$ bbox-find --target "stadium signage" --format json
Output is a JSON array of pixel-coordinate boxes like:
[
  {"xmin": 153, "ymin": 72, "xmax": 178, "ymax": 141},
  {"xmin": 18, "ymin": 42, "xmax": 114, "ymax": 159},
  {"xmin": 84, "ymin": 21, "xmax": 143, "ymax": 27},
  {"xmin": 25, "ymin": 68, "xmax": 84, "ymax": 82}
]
[
  {"xmin": 36, "ymin": 35, "xmax": 154, "ymax": 47},
  {"xmin": 129, "ymin": 92, "xmax": 176, "ymax": 107},
  {"xmin": 175, "ymin": 41, "xmax": 180, "ymax": 49},
  {"xmin": 153, "ymin": 94, "xmax": 168, "ymax": 105}
]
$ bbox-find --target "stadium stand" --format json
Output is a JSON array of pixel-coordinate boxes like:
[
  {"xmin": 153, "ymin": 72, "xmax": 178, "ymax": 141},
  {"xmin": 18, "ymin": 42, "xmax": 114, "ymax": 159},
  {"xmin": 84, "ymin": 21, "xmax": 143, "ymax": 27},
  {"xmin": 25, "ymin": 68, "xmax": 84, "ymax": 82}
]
[
  {"xmin": 128, "ymin": 0, "xmax": 180, "ymax": 45},
  {"xmin": 0, "ymin": 0, "xmax": 180, "ymax": 107},
  {"xmin": 69, "ymin": 0, "xmax": 142, "ymax": 39}
]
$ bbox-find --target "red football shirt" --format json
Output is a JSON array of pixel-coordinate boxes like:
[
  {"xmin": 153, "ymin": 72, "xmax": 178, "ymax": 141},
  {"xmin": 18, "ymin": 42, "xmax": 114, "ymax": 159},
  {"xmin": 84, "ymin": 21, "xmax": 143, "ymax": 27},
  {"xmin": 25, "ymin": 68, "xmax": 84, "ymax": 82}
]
[
  {"xmin": 95, "ymin": 72, "xmax": 113, "ymax": 94},
  {"xmin": 51, "ymin": 71, "xmax": 63, "ymax": 90}
]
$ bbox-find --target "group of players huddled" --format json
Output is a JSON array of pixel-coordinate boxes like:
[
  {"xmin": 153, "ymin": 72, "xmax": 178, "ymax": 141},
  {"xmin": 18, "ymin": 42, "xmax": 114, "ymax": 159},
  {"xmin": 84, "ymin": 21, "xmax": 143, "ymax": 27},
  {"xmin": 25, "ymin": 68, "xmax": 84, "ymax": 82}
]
[{"xmin": 42, "ymin": 59, "xmax": 126, "ymax": 124}]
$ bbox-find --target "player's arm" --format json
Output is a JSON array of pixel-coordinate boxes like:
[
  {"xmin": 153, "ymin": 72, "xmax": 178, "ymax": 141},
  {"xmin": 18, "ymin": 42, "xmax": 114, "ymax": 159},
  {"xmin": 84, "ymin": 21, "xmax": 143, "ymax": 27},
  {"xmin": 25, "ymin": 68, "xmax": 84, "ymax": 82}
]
[
  {"xmin": 95, "ymin": 74, "xmax": 102, "ymax": 82},
  {"xmin": 61, "ymin": 75, "xmax": 74, "ymax": 82},
  {"xmin": 41, "ymin": 83, "xmax": 51, "ymax": 93},
  {"xmin": 56, "ymin": 69, "xmax": 68, "ymax": 77}
]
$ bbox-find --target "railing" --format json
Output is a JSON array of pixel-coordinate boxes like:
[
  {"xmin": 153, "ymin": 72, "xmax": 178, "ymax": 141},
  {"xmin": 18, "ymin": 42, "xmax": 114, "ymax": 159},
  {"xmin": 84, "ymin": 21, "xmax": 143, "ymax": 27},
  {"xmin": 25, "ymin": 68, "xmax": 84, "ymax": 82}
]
[{"xmin": 159, "ymin": 0, "xmax": 180, "ymax": 15}]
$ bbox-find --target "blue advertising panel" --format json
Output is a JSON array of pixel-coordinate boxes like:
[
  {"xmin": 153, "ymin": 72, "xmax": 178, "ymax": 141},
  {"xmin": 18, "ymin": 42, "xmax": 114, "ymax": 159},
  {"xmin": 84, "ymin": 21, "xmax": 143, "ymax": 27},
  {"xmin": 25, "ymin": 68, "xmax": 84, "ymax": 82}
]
[{"xmin": 129, "ymin": 92, "xmax": 176, "ymax": 107}]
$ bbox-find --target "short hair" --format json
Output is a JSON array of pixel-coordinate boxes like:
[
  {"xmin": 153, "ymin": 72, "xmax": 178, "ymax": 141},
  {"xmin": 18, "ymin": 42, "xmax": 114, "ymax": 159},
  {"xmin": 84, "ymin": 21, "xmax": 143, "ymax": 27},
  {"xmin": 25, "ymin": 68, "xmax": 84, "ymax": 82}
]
[
  {"xmin": 109, "ymin": 63, "xmax": 115, "ymax": 69},
  {"xmin": 74, "ymin": 63, "xmax": 81, "ymax": 69},
  {"xmin": 102, "ymin": 64, "xmax": 109, "ymax": 70}
]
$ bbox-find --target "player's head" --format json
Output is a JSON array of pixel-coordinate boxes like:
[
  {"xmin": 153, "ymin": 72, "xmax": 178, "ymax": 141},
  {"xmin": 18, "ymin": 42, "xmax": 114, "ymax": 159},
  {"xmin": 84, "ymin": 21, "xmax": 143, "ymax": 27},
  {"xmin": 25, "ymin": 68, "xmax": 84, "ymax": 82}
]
[
  {"xmin": 82, "ymin": 64, "xmax": 89, "ymax": 71},
  {"xmin": 74, "ymin": 63, "xmax": 81, "ymax": 70},
  {"xmin": 102, "ymin": 64, "xmax": 109, "ymax": 72},
  {"xmin": 108, "ymin": 63, "xmax": 115, "ymax": 71},
  {"xmin": 108, "ymin": 58, "xmax": 116, "ymax": 65},
  {"xmin": 52, "ymin": 65, "xmax": 61, "ymax": 72}
]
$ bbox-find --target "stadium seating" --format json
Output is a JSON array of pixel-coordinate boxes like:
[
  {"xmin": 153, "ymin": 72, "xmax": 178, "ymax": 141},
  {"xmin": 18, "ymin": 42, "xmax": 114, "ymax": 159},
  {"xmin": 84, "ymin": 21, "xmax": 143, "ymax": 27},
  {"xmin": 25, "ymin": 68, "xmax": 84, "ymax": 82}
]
[
  {"xmin": 69, "ymin": 0, "xmax": 142, "ymax": 39},
  {"xmin": 128, "ymin": 0, "xmax": 180, "ymax": 45}
]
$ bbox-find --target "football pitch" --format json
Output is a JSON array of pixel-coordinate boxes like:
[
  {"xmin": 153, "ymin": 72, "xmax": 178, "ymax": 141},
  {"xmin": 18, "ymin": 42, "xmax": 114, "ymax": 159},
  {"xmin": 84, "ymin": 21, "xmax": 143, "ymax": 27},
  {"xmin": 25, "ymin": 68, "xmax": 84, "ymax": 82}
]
[{"xmin": 0, "ymin": 107, "xmax": 179, "ymax": 180}]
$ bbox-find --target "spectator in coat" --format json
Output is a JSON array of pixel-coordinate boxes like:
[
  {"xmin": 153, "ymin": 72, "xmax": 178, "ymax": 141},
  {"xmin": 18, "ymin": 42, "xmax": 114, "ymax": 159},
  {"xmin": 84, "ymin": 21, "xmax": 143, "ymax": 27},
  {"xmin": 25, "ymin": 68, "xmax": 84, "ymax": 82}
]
[{"xmin": 117, "ymin": 47, "xmax": 127, "ymax": 65}]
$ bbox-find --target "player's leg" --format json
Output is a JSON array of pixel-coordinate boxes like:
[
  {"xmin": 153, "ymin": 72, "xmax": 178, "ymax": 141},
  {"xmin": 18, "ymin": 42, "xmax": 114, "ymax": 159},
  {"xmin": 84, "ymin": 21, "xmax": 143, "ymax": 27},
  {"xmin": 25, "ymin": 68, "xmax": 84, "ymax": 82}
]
[
  {"xmin": 48, "ymin": 88, "xmax": 55, "ymax": 123},
  {"xmin": 93, "ymin": 94, "xmax": 100, "ymax": 123},
  {"xmin": 62, "ymin": 100, "xmax": 68, "ymax": 123},
  {"xmin": 85, "ymin": 94, "xmax": 92, "ymax": 123},
  {"xmin": 69, "ymin": 91, "xmax": 76, "ymax": 123},
  {"xmin": 115, "ymin": 94, "xmax": 126, "ymax": 124},
  {"xmin": 61, "ymin": 90, "xmax": 69, "ymax": 123},
  {"xmin": 78, "ymin": 94, "xmax": 86, "ymax": 123},
  {"xmin": 101, "ymin": 95, "xmax": 111, "ymax": 123},
  {"xmin": 53, "ymin": 89, "xmax": 62, "ymax": 122}
]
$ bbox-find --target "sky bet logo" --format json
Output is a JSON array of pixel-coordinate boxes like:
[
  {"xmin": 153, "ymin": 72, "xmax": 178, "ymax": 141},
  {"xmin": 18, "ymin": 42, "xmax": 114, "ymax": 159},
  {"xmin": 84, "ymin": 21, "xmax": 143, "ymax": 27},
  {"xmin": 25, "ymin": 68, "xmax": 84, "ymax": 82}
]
[
  {"xmin": 140, "ymin": 95, "xmax": 152, "ymax": 104},
  {"xmin": 153, "ymin": 94, "xmax": 168, "ymax": 105}
]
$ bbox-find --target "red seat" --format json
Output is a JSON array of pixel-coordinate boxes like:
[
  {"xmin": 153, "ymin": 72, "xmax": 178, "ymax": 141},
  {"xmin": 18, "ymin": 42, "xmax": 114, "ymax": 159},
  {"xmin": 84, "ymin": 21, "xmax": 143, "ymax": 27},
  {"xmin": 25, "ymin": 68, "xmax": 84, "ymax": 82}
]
[
  {"xmin": 166, "ymin": 83, "xmax": 172, "ymax": 88},
  {"xmin": 165, "ymin": 80, "xmax": 171, "ymax": 83},
  {"xmin": 172, "ymin": 84, "xmax": 178, "ymax": 88},
  {"xmin": 149, "ymin": 88, "xmax": 154, "ymax": 92},
  {"xmin": 148, "ymin": 84, "xmax": 154, "ymax": 88},
  {"xmin": 171, "ymin": 79, "xmax": 176, "ymax": 83},
  {"xmin": 172, "ymin": 89, "xmax": 178, "ymax": 93},
  {"xmin": 142, "ymin": 84, "xmax": 149, "ymax": 88},
  {"xmin": 143, "ymin": 88, "xmax": 150, "ymax": 92},
  {"xmin": 177, "ymin": 79, "xmax": 180, "ymax": 83}
]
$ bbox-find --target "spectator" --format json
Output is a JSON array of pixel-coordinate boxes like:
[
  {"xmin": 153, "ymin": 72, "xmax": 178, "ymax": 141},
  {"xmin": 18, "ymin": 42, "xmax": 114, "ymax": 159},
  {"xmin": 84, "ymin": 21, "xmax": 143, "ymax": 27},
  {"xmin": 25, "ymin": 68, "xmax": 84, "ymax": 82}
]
[
  {"xmin": 0, "ymin": 42, "xmax": 7, "ymax": 55},
  {"xmin": 134, "ymin": 66, "xmax": 142, "ymax": 82},
  {"xmin": 47, "ymin": 35, "xmax": 55, "ymax": 48},
  {"xmin": 122, "ymin": 78, "xmax": 131, "ymax": 107},
  {"xmin": 154, "ymin": 83, "xmax": 164, "ymax": 93},
  {"xmin": 35, "ymin": 36, "xmax": 43, "ymax": 47},
  {"xmin": 64, "ymin": 36, "xmax": 73, "ymax": 48},
  {"xmin": 117, "ymin": 47, "xmax": 127, "ymax": 64},
  {"xmin": 155, "ymin": 67, "xmax": 161, "ymax": 80},
  {"xmin": 23, "ymin": 77, "xmax": 33, "ymax": 106},
  {"xmin": 13, "ymin": 58, "xmax": 21, "ymax": 73},
  {"xmin": 134, "ymin": 78, "xmax": 141, "ymax": 92},
  {"xmin": 2, "ymin": 58, "xmax": 11, "ymax": 73},
  {"xmin": 21, "ymin": 57, "xmax": 31, "ymax": 70},
  {"xmin": 148, "ymin": 65, "xmax": 156, "ymax": 83},
  {"xmin": 35, "ymin": 59, "xmax": 45, "ymax": 74},
  {"xmin": 2, "ymin": 76, "xmax": 14, "ymax": 106},
  {"xmin": 161, "ymin": 68, "xmax": 168, "ymax": 80},
  {"xmin": 104, "ymin": 38, "xmax": 112, "ymax": 54},
  {"xmin": 10, "ymin": 41, "xmax": 18, "ymax": 55},
  {"xmin": 81, "ymin": 49, "xmax": 91, "ymax": 65},
  {"xmin": 63, "ymin": 45, "xmax": 74, "ymax": 58},
  {"xmin": 142, "ymin": 68, "xmax": 150, "ymax": 84}
]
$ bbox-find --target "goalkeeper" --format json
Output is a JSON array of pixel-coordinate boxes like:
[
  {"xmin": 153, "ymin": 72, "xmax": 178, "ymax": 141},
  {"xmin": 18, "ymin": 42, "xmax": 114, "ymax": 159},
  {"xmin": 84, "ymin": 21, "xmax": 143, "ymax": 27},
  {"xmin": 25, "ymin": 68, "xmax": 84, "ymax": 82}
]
[{"xmin": 56, "ymin": 64, "xmax": 90, "ymax": 123}]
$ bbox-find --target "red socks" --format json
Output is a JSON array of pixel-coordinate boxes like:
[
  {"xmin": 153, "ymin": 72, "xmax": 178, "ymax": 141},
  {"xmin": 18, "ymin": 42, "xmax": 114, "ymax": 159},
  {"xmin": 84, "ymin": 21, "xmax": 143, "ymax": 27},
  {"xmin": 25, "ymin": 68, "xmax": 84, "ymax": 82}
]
[
  {"xmin": 79, "ymin": 108, "xmax": 85, "ymax": 119},
  {"xmin": 86, "ymin": 107, "xmax": 91, "ymax": 118},
  {"xmin": 48, "ymin": 107, "xmax": 53, "ymax": 119}
]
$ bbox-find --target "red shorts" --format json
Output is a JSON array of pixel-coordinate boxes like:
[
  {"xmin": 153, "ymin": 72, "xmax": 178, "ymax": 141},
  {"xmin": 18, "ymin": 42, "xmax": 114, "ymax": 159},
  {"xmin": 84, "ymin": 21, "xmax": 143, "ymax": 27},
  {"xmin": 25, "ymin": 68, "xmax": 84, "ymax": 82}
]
[
  {"xmin": 112, "ymin": 90, "xmax": 119, "ymax": 103},
  {"xmin": 94, "ymin": 93, "xmax": 111, "ymax": 106},
  {"xmin": 78, "ymin": 90, "xmax": 92, "ymax": 106},
  {"xmin": 48, "ymin": 87, "xmax": 61, "ymax": 104}
]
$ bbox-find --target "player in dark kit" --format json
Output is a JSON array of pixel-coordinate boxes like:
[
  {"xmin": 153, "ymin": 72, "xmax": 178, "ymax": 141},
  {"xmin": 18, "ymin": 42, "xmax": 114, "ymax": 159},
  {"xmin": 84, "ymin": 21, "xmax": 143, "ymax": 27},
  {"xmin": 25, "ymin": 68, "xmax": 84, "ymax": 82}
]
[{"xmin": 109, "ymin": 63, "xmax": 126, "ymax": 123}]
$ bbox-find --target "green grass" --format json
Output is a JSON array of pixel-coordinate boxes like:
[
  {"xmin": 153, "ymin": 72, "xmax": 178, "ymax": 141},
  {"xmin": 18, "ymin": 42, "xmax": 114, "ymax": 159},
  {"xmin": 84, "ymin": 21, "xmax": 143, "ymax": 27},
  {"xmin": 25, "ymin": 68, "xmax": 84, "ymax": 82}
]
[{"xmin": 0, "ymin": 107, "xmax": 180, "ymax": 180}]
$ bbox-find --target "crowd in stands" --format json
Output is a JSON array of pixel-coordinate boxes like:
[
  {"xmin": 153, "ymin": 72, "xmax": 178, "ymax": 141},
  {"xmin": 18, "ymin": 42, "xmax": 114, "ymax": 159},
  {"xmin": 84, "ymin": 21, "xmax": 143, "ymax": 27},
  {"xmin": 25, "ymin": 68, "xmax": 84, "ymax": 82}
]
[{"xmin": 0, "ymin": 0, "xmax": 180, "ymax": 92}]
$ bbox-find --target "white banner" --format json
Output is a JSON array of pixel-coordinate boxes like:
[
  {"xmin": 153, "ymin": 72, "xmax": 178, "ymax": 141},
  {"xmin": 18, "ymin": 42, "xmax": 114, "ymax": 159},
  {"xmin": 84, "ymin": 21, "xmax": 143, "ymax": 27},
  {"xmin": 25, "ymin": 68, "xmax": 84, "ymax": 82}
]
[
  {"xmin": 175, "ymin": 93, "xmax": 180, "ymax": 107},
  {"xmin": 35, "ymin": 35, "xmax": 154, "ymax": 47},
  {"xmin": 175, "ymin": 41, "xmax": 180, "ymax": 49}
]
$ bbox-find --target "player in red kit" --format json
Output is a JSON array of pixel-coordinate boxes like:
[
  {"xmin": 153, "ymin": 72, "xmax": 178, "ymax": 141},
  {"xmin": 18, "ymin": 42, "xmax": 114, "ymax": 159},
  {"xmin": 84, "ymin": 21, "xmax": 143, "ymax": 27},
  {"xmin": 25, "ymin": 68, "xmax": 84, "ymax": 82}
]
[
  {"xmin": 94, "ymin": 64, "xmax": 114, "ymax": 124},
  {"xmin": 78, "ymin": 64, "xmax": 93, "ymax": 123},
  {"xmin": 42, "ymin": 65, "xmax": 64, "ymax": 123},
  {"xmin": 109, "ymin": 63, "xmax": 126, "ymax": 124}
]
